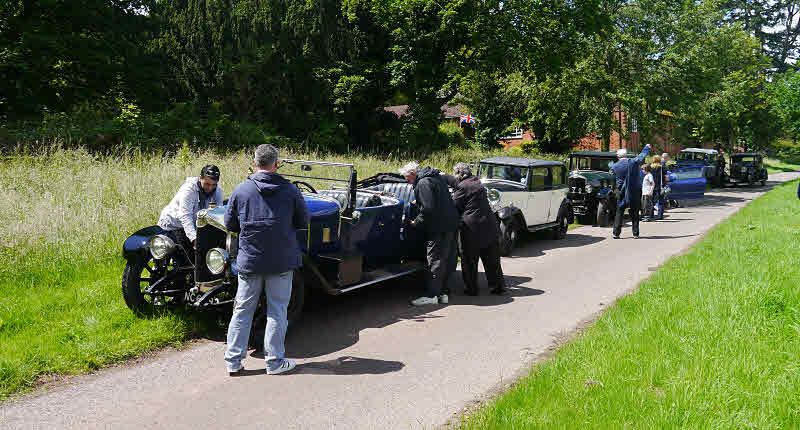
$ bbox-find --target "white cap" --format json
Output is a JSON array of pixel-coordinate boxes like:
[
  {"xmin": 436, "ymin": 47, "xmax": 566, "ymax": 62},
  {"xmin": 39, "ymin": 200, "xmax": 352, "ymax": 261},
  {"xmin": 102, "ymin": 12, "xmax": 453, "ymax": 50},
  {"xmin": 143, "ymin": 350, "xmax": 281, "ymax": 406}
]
[{"xmin": 616, "ymin": 148, "xmax": 628, "ymax": 158}]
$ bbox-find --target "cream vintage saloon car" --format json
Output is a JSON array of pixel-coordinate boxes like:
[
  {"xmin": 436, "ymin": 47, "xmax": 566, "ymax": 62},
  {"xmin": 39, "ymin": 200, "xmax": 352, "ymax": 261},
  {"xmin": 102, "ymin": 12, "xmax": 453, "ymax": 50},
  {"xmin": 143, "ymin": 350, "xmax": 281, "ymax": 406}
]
[{"xmin": 477, "ymin": 157, "xmax": 573, "ymax": 256}]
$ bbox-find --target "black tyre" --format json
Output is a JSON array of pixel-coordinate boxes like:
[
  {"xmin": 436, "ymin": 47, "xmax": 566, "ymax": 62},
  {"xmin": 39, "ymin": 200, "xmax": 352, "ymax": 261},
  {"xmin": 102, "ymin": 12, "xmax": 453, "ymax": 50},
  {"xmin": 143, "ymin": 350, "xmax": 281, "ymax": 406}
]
[
  {"xmin": 122, "ymin": 255, "xmax": 181, "ymax": 313},
  {"xmin": 595, "ymin": 201, "xmax": 610, "ymax": 227},
  {"xmin": 551, "ymin": 206, "xmax": 569, "ymax": 240},
  {"xmin": 576, "ymin": 214, "xmax": 593, "ymax": 225},
  {"xmin": 498, "ymin": 217, "xmax": 520, "ymax": 257}
]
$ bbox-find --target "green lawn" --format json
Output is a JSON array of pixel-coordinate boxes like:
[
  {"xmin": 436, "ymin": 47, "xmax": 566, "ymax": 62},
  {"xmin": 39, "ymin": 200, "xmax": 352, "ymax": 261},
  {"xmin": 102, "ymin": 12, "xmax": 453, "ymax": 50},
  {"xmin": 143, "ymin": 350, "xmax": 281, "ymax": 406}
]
[
  {"xmin": 459, "ymin": 179, "xmax": 800, "ymax": 429},
  {"xmin": 765, "ymin": 157, "xmax": 800, "ymax": 174}
]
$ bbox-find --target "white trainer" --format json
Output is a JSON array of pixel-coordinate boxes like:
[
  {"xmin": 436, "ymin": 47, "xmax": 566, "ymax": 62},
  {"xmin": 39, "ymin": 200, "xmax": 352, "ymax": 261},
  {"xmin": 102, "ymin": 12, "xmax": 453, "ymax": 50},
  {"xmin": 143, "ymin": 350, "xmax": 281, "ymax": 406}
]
[
  {"xmin": 266, "ymin": 359, "xmax": 297, "ymax": 375},
  {"xmin": 438, "ymin": 294, "xmax": 449, "ymax": 304},
  {"xmin": 411, "ymin": 296, "xmax": 439, "ymax": 306}
]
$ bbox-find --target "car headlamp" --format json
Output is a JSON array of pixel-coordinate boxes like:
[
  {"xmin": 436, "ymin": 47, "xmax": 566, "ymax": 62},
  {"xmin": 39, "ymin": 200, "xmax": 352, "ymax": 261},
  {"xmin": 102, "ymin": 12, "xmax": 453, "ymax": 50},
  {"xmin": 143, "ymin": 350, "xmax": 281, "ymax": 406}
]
[
  {"xmin": 486, "ymin": 188, "xmax": 502, "ymax": 206},
  {"xmin": 585, "ymin": 184, "xmax": 594, "ymax": 193},
  {"xmin": 206, "ymin": 248, "xmax": 228, "ymax": 275},
  {"xmin": 149, "ymin": 235, "xmax": 176, "ymax": 260},
  {"xmin": 196, "ymin": 209, "xmax": 209, "ymax": 228}
]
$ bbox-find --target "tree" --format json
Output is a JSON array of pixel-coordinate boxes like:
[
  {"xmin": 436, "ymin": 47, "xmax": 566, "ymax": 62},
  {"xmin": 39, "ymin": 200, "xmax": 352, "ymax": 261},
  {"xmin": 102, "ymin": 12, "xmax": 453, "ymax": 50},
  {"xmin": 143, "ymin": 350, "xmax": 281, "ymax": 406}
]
[
  {"xmin": 0, "ymin": 0, "xmax": 159, "ymax": 119},
  {"xmin": 770, "ymin": 69, "xmax": 800, "ymax": 141},
  {"xmin": 721, "ymin": 0, "xmax": 800, "ymax": 73}
]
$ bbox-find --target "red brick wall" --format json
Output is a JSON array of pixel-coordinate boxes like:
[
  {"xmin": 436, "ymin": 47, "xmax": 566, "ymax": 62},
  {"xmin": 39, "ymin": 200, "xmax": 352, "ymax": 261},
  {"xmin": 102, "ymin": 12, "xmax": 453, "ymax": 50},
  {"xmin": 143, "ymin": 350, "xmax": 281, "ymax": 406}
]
[{"xmin": 499, "ymin": 129, "xmax": 536, "ymax": 149}]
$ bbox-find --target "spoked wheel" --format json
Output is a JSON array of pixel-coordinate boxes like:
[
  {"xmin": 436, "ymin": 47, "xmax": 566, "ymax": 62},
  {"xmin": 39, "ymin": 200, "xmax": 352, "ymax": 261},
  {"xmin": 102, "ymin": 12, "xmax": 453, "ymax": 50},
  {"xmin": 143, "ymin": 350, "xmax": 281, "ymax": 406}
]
[
  {"xmin": 498, "ymin": 217, "xmax": 520, "ymax": 257},
  {"xmin": 551, "ymin": 207, "xmax": 569, "ymax": 240},
  {"xmin": 122, "ymin": 255, "xmax": 184, "ymax": 313}
]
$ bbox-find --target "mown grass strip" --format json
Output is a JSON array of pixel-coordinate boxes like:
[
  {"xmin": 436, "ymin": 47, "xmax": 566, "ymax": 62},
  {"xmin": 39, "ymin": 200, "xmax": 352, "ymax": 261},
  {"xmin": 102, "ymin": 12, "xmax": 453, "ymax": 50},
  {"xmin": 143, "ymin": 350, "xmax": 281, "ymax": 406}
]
[{"xmin": 460, "ymin": 180, "xmax": 800, "ymax": 429}]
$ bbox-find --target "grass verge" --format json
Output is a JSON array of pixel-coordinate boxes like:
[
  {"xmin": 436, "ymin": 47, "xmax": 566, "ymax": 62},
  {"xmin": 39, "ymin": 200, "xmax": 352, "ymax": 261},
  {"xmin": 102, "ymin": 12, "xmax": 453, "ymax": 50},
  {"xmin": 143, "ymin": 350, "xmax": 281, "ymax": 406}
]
[
  {"xmin": 459, "ymin": 179, "xmax": 800, "ymax": 429},
  {"xmin": 0, "ymin": 145, "xmax": 561, "ymax": 400}
]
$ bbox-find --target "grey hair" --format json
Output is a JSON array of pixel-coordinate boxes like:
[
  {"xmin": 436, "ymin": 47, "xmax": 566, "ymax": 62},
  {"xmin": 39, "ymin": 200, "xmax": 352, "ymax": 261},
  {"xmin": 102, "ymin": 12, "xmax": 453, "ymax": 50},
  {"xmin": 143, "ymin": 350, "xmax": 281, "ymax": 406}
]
[
  {"xmin": 399, "ymin": 161, "xmax": 420, "ymax": 176},
  {"xmin": 254, "ymin": 144, "xmax": 278, "ymax": 169},
  {"xmin": 453, "ymin": 162, "xmax": 472, "ymax": 181},
  {"xmin": 616, "ymin": 148, "xmax": 628, "ymax": 158},
  {"xmin": 662, "ymin": 152, "xmax": 670, "ymax": 159}
]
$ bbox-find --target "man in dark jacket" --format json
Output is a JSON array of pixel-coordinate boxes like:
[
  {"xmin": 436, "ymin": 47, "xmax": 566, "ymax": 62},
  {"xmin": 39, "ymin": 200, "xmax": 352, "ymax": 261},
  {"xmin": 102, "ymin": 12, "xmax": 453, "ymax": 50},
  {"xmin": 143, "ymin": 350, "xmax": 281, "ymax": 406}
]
[
  {"xmin": 445, "ymin": 163, "xmax": 507, "ymax": 295},
  {"xmin": 611, "ymin": 144, "xmax": 650, "ymax": 239},
  {"xmin": 400, "ymin": 161, "xmax": 460, "ymax": 305},
  {"xmin": 223, "ymin": 144, "xmax": 309, "ymax": 376}
]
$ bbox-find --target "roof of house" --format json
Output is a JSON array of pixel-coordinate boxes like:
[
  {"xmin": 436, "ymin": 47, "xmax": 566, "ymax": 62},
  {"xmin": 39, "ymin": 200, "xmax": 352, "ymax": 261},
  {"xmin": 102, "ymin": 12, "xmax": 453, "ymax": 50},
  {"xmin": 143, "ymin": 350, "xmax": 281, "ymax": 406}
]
[
  {"xmin": 479, "ymin": 157, "xmax": 564, "ymax": 168},
  {"xmin": 570, "ymin": 150, "xmax": 618, "ymax": 158},
  {"xmin": 383, "ymin": 104, "xmax": 466, "ymax": 119},
  {"xmin": 680, "ymin": 148, "xmax": 718, "ymax": 154}
]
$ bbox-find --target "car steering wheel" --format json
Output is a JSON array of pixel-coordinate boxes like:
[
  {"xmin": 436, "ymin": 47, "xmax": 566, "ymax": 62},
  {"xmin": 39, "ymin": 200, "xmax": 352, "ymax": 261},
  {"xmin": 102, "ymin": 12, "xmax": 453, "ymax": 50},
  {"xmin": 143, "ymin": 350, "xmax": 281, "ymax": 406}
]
[{"xmin": 293, "ymin": 180, "xmax": 317, "ymax": 194}]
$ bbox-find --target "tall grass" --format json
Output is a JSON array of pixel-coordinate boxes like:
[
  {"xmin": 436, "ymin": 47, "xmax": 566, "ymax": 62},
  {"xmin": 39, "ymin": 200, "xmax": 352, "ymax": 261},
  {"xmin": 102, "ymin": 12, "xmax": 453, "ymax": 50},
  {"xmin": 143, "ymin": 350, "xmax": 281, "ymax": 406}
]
[
  {"xmin": 459, "ymin": 180, "xmax": 800, "ymax": 429},
  {"xmin": 0, "ymin": 144, "xmax": 560, "ymax": 399}
]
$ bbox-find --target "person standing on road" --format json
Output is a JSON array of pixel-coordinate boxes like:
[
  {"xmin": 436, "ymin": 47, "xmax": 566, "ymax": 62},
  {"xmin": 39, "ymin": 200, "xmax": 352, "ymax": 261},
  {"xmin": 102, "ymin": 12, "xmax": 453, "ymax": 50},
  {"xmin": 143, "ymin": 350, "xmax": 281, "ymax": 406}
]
[
  {"xmin": 650, "ymin": 155, "xmax": 664, "ymax": 220},
  {"xmin": 662, "ymin": 152, "xmax": 678, "ymax": 209},
  {"xmin": 400, "ymin": 161, "xmax": 460, "ymax": 306},
  {"xmin": 611, "ymin": 144, "xmax": 651, "ymax": 239},
  {"xmin": 223, "ymin": 144, "xmax": 309, "ymax": 376},
  {"xmin": 158, "ymin": 165, "xmax": 223, "ymax": 263},
  {"xmin": 641, "ymin": 164, "xmax": 655, "ymax": 222},
  {"xmin": 444, "ymin": 163, "xmax": 507, "ymax": 296}
]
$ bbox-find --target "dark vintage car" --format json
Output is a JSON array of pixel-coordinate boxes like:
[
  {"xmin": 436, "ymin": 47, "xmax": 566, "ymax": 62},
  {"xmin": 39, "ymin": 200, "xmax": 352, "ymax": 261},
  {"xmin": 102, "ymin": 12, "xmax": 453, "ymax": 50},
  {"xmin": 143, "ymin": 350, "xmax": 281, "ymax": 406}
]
[
  {"xmin": 476, "ymin": 157, "xmax": 573, "ymax": 256},
  {"xmin": 727, "ymin": 153, "xmax": 767, "ymax": 186},
  {"xmin": 675, "ymin": 148, "xmax": 727, "ymax": 187},
  {"xmin": 566, "ymin": 151, "xmax": 618, "ymax": 226},
  {"xmin": 121, "ymin": 160, "xmax": 426, "ymax": 328}
]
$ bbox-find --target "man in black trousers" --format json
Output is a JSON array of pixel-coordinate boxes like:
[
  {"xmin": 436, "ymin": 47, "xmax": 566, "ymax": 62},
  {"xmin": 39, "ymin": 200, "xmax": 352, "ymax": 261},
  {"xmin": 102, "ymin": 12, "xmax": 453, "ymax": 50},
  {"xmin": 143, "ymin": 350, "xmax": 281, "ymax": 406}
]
[
  {"xmin": 445, "ymin": 163, "xmax": 507, "ymax": 295},
  {"xmin": 400, "ymin": 161, "xmax": 460, "ymax": 306}
]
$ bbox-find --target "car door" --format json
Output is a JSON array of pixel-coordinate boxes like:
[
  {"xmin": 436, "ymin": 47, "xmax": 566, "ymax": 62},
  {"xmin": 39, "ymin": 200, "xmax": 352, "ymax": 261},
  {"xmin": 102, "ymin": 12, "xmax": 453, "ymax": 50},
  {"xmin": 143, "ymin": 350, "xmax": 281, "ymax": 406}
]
[
  {"xmin": 526, "ymin": 167, "xmax": 551, "ymax": 225},
  {"xmin": 667, "ymin": 166, "xmax": 707, "ymax": 200},
  {"xmin": 548, "ymin": 166, "xmax": 567, "ymax": 222}
]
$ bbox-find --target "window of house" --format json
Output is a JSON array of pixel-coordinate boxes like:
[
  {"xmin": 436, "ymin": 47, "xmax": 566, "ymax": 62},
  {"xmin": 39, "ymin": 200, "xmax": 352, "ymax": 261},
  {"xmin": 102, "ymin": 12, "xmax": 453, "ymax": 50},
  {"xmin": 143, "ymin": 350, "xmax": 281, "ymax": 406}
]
[{"xmin": 500, "ymin": 126, "xmax": 523, "ymax": 140}]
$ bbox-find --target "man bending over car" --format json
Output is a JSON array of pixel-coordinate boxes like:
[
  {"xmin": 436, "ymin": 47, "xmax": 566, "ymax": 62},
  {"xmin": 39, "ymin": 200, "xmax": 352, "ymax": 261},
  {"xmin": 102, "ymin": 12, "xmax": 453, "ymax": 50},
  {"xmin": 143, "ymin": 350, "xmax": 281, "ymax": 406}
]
[{"xmin": 157, "ymin": 164, "xmax": 223, "ymax": 261}]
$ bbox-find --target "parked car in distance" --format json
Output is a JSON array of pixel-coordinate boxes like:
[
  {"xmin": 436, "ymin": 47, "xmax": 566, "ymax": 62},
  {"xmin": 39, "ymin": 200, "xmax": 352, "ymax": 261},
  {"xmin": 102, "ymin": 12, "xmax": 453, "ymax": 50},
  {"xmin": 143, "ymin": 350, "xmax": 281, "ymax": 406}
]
[
  {"xmin": 728, "ymin": 153, "xmax": 767, "ymax": 186},
  {"xmin": 476, "ymin": 157, "xmax": 573, "ymax": 256},
  {"xmin": 665, "ymin": 165, "xmax": 708, "ymax": 201},
  {"xmin": 675, "ymin": 148, "xmax": 727, "ymax": 187},
  {"xmin": 566, "ymin": 151, "xmax": 618, "ymax": 226}
]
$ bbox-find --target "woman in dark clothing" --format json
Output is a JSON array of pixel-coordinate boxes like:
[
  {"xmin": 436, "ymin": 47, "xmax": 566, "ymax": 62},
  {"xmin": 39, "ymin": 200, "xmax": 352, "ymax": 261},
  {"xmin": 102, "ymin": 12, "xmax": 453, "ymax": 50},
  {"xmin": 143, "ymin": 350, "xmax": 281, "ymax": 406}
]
[
  {"xmin": 445, "ymin": 163, "xmax": 507, "ymax": 295},
  {"xmin": 650, "ymin": 155, "xmax": 663, "ymax": 220}
]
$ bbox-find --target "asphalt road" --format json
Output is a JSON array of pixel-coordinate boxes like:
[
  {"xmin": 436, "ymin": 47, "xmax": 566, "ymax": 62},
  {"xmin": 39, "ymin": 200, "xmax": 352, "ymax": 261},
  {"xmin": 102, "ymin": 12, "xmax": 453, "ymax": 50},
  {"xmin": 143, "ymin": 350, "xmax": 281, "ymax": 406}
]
[{"xmin": 3, "ymin": 172, "xmax": 798, "ymax": 430}]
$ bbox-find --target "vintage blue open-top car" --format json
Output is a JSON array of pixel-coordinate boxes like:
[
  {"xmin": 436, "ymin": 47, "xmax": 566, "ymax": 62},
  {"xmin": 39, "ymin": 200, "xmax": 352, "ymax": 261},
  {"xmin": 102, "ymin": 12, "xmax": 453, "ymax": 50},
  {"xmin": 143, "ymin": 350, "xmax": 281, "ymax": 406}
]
[{"xmin": 121, "ymin": 160, "xmax": 426, "ymax": 325}]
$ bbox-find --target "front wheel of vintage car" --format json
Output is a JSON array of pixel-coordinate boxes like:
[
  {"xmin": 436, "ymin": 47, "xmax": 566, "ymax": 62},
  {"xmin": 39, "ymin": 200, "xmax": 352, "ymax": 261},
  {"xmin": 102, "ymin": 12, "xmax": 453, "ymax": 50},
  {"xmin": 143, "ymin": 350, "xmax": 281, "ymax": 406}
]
[
  {"xmin": 551, "ymin": 207, "xmax": 569, "ymax": 240},
  {"xmin": 122, "ymin": 256, "xmax": 180, "ymax": 313},
  {"xmin": 498, "ymin": 218, "xmax": 519, "ymax": 257},
  {"xmin": 595, "ymin": 201, "xmax": 610, "ymax": 227}
]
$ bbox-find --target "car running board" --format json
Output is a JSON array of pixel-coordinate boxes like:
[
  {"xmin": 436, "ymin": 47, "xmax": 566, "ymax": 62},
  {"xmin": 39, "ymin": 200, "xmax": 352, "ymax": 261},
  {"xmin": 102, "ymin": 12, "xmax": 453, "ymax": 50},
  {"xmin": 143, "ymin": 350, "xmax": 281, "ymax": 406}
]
[
  {"xmin": 527, "ymin": 221, "xmax": 559, "ymax": 232},
  {"xmin": 337, "ymin": 261, "xmax": 425, "ymax": 294}
]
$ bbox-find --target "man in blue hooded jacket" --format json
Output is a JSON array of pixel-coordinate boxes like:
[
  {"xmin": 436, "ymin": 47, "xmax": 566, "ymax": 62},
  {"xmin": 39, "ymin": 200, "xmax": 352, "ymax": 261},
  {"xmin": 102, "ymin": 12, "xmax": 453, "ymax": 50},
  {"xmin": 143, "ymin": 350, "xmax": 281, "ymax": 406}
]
[
  {"xmin": 223, "ymin": 144, "xmax": 309, "ymax": 376},
  {"xmin": 611, "ymin": 144, "xmax": 650, "ymax": 239}
]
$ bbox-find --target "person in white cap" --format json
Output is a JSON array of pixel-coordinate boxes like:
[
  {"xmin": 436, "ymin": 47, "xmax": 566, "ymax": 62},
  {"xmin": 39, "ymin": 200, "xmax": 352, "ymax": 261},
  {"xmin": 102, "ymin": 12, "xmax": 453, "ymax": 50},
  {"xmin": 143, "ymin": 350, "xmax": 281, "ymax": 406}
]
[{"xmin": 610, "ymin": 144, "xmax": 650, "ymax": 238}]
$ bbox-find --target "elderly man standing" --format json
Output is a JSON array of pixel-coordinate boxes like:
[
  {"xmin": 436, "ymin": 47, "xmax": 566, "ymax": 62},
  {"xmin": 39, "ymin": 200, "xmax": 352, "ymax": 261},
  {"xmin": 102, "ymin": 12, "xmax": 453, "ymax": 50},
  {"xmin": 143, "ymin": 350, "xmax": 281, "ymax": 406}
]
[
  {"xmin": 223, "ymin": 144, "xmax": 309, "ymax": 376},
  {"xmin": 399, "ymin": 161, "xmax": 460, "ymax": 305},
  {"xmin": 445, "ymin": 163, "xmax": 507, "ymax": 296},
  {"xmin": 158, "ymin": 164, "xmax": 223, "ymax": 262},
  {"xmin": 611, "ymin": 144, "xmax": 651, "ymax": 239}
]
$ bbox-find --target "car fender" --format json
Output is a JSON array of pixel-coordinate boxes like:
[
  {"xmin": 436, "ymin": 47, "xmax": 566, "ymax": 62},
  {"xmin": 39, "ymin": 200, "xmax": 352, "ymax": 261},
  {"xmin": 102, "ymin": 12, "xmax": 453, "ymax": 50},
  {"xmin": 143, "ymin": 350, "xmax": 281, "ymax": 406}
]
[
  {"xmin": 496, "ymin": 205, "xmax": 525, "ymax": 225},
  {"xmin": 122, "ymin": 225, "xmax": 167, "ymax": 261}
]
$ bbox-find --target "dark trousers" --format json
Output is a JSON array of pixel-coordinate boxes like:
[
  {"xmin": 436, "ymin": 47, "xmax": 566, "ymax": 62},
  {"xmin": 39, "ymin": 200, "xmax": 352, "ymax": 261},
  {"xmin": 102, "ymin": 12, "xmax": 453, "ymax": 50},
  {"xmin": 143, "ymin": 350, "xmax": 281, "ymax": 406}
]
[
  {"xmin": 425, "ymin": 231, "xmax": 458, "ymax": 297},
  {"xmin": 461, "ymin": 240, "xmax": 506, "ymax": 293},
  {"xmin": 613, "ymin": 195, "xmax": 641, "ymax": 237}
]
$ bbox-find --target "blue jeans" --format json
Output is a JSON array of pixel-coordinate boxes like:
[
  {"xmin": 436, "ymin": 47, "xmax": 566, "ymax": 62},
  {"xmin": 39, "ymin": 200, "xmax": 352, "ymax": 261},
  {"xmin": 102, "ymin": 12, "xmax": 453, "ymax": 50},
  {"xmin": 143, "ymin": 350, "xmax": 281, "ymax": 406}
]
[{"xmin": 224, "ymin": 271, "xmax": 293, "ymax": 371}]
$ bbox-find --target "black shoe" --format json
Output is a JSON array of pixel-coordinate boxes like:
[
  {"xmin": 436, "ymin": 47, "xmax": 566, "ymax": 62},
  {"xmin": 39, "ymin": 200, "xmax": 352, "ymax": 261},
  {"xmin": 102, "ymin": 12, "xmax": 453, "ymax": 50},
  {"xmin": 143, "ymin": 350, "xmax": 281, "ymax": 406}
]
[
  {"xmin": 464, "ymin": 289, "xmax": 478, "ymax": 296},
  {"xmin": 489, "ymin": 287, "xmax": 507, "ymax": 295},
  {"xmin": 613, "ymin": 235, "xmax": 620, "ymax": 239}
]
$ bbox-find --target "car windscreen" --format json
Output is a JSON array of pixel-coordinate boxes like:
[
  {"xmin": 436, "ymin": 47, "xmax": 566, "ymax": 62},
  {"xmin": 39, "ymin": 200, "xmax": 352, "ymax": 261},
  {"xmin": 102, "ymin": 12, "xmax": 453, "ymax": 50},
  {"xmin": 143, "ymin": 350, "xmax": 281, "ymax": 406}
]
[
  {"xmin": 571, "ymin": 157, "xmax": 615, "ymax": 171},
  {"xmin": 672, "ymin": 166, "xmax": 704, "ymax": 180},
  {"xmin": 678, "ymin": 152, "xmax": 708, "ymax": 162},
  {"xmin": 479, "ymin": 164, "xmax": 527, "ymax": 184},
  {"xmin": 732, "ymin": 156, "xmax": 756, "ymax": 165}
]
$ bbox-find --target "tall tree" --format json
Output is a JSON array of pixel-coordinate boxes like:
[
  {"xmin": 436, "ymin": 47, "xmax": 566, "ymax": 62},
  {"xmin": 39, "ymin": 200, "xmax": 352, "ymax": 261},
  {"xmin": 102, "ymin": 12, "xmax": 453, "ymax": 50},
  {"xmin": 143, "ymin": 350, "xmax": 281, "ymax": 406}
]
[{"xmin": 721, "ymin": 0, "xmax": 800, "ymax": 73}]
